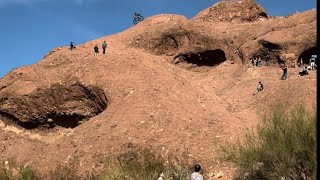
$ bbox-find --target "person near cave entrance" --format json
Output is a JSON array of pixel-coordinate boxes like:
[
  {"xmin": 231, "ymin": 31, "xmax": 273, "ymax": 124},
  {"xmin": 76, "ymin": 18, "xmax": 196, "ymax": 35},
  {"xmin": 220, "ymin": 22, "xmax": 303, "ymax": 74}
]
[{"xmin": 281, "ymin": 64, "xmax": 288, "ymax": 80}]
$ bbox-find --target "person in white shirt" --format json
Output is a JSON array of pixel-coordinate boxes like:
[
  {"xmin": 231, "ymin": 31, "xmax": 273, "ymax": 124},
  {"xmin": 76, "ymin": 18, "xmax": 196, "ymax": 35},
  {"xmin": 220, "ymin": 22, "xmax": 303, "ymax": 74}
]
[{"xmin": 190, "ymin": 164, "xmax": 203, "ymax": 180}]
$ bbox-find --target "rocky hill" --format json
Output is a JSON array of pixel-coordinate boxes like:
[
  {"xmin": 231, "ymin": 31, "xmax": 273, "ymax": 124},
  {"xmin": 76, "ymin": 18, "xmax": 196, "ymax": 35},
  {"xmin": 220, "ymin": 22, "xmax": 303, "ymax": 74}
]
[{"xmin": 0, "ymin": 0, "xmax": 316, "ymax": 179}]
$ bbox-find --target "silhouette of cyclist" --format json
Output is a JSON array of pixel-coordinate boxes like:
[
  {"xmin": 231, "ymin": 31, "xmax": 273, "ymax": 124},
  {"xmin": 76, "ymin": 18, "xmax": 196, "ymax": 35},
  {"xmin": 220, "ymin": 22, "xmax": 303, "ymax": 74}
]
[{"xmin": 133, "ymin": 12, "xmax": 144, "ymax": 25}]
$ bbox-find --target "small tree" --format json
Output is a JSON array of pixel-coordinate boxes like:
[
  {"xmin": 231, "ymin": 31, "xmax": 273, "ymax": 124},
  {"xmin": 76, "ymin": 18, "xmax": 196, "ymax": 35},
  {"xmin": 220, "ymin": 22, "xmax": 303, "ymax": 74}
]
[{"xmin": 222, "ymin": 105, "xmax": 316, "ymax": 179}]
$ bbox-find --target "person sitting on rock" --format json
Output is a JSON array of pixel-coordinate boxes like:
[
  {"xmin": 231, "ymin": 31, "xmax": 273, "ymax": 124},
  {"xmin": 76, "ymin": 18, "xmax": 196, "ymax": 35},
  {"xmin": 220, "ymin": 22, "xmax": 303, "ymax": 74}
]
[
  {"xmin": 253, "ymin": 81, "xmax": 264, "ymax": 96},
  {"xmin": 157, "ymin": 172, "xmax": 165, "ymax": 180},
  {"xmin": 298, "ymin": 66, "xmax": 309, "ymax": 77},
  {"xmin": 190, "ymin": 164, "xmax": 203, "ymax": 180}
]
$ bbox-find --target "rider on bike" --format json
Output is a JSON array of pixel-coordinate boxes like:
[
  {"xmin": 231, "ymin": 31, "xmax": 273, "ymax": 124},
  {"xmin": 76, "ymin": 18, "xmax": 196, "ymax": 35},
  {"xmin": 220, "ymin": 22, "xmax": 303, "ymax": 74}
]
[{"xmin": 133, "ymin": 12, "xmax": 144, "ymax": 25}]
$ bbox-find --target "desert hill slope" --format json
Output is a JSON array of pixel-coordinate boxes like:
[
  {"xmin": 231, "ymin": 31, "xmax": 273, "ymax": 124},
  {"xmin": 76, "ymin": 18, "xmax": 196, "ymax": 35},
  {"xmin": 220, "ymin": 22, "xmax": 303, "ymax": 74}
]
[{"xmin": 0, "ymin": 0, "xmax": 316, "ymax": 179}]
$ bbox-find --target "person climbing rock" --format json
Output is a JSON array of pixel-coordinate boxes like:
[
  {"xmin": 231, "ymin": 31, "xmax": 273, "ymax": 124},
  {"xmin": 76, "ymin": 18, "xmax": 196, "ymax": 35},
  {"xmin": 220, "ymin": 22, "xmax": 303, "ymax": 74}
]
[
  {"xmin": 102, "ymin": 41, "xmax": 107, "ymax": 54},
  {"xmin": 190, "ymin": 164, "xmax": 203, "ymax": 180},
  {"xmin": 94, "ymin": 45, "xmax": 99, "ymax": 56}
]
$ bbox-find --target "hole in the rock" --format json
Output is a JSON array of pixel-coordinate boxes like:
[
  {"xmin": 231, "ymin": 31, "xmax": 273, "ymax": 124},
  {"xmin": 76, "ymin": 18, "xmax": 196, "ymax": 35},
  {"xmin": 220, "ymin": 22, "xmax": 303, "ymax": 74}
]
[
  {"xmin": 251, "ymin": 49, "xmax": 280, "ymax": 65},
  {"xmin": 173, "ymin": 49, "xmax": 226, "ymax": 67},
  {"xmin": 0, "ymin": 82, "xmax": 108, "ymax": 130},
  {"xmin": 259, "ymin": 12, "xmax": 268, "ymax": 19},
  {"xmin": 298, "ymin": 47, "xmax": 317, "ymax": 65},
  {"xmin": 259, "ymin": 40, "xmax": 282, "ymax": 52},
  {"xmin": 157, "ymin": 36, "xmax": 179, "ymax": 55}
]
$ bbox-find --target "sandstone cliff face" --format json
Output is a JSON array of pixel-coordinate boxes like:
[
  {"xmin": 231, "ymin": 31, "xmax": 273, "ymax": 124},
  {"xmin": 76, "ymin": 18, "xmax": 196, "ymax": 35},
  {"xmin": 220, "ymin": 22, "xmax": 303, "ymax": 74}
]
[
  {"xmin": 0, "ymin": 0, "xmax": 316, "ymax": 178},
  {"xmin": 126, "ymin": 0, "xmax": 315, "ymax": 68}
]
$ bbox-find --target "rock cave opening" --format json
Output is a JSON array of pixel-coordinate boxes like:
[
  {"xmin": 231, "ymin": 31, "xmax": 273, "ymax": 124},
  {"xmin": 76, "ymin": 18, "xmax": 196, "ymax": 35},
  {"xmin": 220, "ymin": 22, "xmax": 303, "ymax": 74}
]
[
  {"xmin": 0, "ymin": 83, "xmax": 108, "ymax": 130},
  {"xmin": 259, "ymin": 40, "xmax": 282, "ymax": 52},
  {"xmin": 298, "ymin": 47, "xmax": 317, "ymax": 65},
  {"xmin": 173, "ymin": 49, "xmax": 227, "ymax": 67}
]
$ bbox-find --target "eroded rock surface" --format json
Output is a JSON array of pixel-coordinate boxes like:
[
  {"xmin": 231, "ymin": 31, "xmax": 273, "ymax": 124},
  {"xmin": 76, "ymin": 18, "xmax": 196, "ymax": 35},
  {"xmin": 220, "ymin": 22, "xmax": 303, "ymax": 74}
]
[{"xmin": 0, "ymin": 82, "xmax": 107, "ymax": 129}]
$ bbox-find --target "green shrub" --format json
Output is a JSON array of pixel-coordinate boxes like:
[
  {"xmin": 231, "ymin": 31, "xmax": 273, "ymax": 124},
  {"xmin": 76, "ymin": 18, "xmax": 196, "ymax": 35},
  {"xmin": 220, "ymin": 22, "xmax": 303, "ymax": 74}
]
[
  {"xmin": 0, "ymin": 161, "xmax": 12, "ymax": 180},
  {"xmin": 222, "ymin": 105, "xmax": 316, "ymax": 179},
  {"xmin": 49, "ymin": 164, "xmax": 82, "ymax": 180},
  {"xmin": 99, "ymin": 148, "xmax": 190, "ymax": 180},
  {"xmin": 18, "ymin": 165, "xmax": 39, "ymax": 180}
]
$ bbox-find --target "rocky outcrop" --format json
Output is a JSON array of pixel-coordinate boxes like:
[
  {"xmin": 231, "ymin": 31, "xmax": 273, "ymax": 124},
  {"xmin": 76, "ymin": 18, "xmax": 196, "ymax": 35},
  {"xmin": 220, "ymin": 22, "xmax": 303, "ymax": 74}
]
[
  {"xmin": 192, "ymin": 0, "xmax": 268, "ymax": 23},
  {"xmin": 0, "ymin": 82, "xmax": 108, "ymax": 129}
]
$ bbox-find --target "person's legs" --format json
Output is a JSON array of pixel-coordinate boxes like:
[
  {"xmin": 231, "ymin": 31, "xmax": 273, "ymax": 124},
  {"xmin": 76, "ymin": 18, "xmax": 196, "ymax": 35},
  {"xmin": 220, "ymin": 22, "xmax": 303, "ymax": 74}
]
[{"xmin": 103, "ymin": 48, "xmax": 106, "ymax": 54}]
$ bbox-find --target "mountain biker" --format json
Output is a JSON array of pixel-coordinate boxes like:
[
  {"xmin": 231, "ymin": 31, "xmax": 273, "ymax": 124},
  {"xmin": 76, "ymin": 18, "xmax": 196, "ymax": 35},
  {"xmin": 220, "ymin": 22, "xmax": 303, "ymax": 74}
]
[{"xmin": 133, "ymin": 12, "xmax": 144, "ymax": 24}]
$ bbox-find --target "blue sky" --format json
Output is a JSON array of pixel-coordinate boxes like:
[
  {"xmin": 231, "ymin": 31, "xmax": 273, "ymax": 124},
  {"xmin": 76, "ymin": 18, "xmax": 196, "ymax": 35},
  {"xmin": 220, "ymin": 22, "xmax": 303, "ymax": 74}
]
[{"xmin": 0, "ymin": 0, "xmax": 317, "ymax": 78}]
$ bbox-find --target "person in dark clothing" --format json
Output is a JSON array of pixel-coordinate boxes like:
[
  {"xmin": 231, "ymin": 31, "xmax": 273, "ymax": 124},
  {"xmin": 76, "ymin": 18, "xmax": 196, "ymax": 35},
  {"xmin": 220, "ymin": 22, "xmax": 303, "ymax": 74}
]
[
  {"xmin": 94, "ymin": 45, "xmax": 99, "ymax": 56},
  {"xmin": 281, "ymin": 64, "xmax": 288, "ymax": 80},
  {"xmin": 102, "ymin": 41, "xmax": 107, "ymax": 54},
  {"xmin": 253, "ymin": 81, "xmax": 264, "ymax": 96},
  {"xmin": 298, "ymin": 66, "xmax": 309, "ymax": 77},
  {"xmin": 70, "ymin": 41, "xmax": 75, "ymax": 50}
]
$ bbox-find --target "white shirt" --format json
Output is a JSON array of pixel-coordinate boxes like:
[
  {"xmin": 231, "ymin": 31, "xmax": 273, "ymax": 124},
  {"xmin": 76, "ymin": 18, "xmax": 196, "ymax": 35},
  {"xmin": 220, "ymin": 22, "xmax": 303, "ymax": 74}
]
[{"xmin": 190, "ymin": 172, "xmax": 203, "ymax": 180}]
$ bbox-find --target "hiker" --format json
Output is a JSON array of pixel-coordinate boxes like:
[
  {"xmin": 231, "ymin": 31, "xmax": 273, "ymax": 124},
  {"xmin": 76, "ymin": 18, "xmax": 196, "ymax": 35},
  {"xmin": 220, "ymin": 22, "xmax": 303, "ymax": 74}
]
[
  {"xmin": 265, "ymin": 55, "xmax": 270, "ymax": 66},
  {"xmin": 281, "ymin": 64, "xmax": 288, "ymax": 80},
  {"xmin": 253, "ymin": 57, "xmax": 258, "ymax": 66},
  {"xmin": 94, "ymin": 45, "xmax": 99, "ymax": 56},
  {"xmin": 157, "ymin": 172, "xmax": 165, "ymax": 180},
  {"xmin": 190, "ymin": 164, "xmax": 203, "ymax": 180},
  {"xmin": 250, "ymin": 58, "xmax": 254, "ymax": 66},
  {"xmin": 257, "ymin": 57, "xmax": 262, "ymax": 67},
  {"xmin": 299, "ymin": 58, "xmax": 303, "ymax": 67},
  {"xmin": 102, "ymin": 41, "xmax": 107, "ymax": 54},
  {"xmin": 310, "ymin": 57, "xmax": 316, "ymax": 70},
  {"xmin": 70, "ymin": 41, "xmax": 75, "ymax": 50},
  {"xmin": 298, "ymin": 66, "xmax": 309, "ymax": 77}
]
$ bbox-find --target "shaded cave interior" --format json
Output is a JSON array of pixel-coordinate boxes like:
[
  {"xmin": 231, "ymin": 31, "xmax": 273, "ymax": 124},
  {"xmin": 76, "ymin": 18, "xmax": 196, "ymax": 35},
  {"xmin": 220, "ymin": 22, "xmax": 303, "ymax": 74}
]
[
  {"xmin": 298, "ymin": 47, "xmax": 317, "ymax": 65},
  {"xmin": 173, "ymin": 49, "xmax": 227, "ymax": 67}
]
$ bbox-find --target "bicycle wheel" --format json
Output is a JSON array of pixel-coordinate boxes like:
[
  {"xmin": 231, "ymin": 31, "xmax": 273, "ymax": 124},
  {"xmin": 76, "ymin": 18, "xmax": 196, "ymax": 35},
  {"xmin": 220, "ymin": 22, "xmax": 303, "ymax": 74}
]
[{"xmin": 133, "ymin": 18, "xmax": 138, "ymax": 25}]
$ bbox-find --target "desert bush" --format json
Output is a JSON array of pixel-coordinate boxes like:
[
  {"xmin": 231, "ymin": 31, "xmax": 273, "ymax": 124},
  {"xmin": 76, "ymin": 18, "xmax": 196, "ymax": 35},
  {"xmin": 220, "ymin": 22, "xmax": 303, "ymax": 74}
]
[
  {"xmin": 18, "ymin": 165, "xmax": 39, "ymax": 180},
  {"xmin": 99, "ymin": 148, "xmax": 190, "ymax": 180},
  {"xmin": 221, "ymin": 105, "xmax": 316, "ymax": 179},
  {"xmin": 0, "ymin": 161, "xmax": 39, "ymax": 180},
  {"xmin": 49, "ymin": 164, "xmax": 82, "ymax": 180}
]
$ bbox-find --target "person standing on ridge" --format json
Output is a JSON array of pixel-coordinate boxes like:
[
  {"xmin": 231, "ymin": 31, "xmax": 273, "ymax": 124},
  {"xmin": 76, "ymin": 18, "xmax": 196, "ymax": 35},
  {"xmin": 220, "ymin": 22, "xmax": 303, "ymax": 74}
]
[
  {"xmin": 94, "ymin": 45, "xmax": 99, "ymax": 56},
  {"xmin": 102, "ymin": 41, "xmax": 107, "ymax": 54},
  {"xmin": 70, "ymin": 41, "xmax": 75, "ymax": 50},
  {"xmin": 190, "ymin": 164, "xmax": 203, "ymax": 180}
]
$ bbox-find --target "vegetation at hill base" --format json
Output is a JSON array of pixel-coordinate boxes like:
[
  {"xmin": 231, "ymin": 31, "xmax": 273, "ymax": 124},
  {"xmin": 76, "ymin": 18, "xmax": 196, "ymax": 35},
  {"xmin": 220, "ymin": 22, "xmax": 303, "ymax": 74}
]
[{"xmin": 221, "ymin": 104, "xmax": 316, "ymax": 180}]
